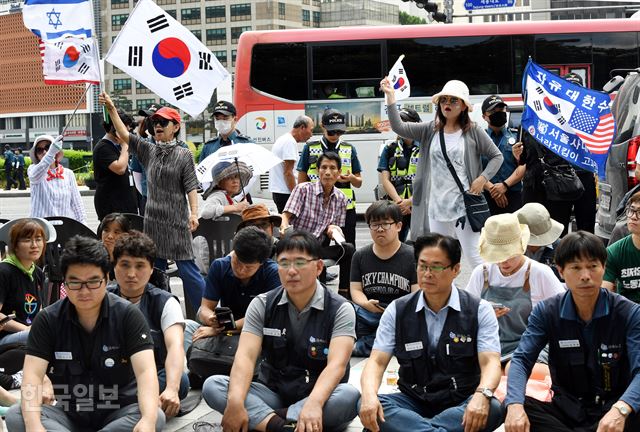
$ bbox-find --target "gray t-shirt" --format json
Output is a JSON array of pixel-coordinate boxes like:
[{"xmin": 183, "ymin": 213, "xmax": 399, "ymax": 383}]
[
  {"xmin": 243, "ymin": 282, "xmax": 356, "ymax": 343},
  {"xmin": 350, "ymin": 243, "xmax": 417, "ymax": 306}
]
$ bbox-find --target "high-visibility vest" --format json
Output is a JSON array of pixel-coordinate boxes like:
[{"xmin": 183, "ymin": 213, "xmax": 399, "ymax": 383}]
[
  {"xmin": 307, "ymin": 142, "xmax": 356, "ymax": 210},
  {"xmin": 387, "ymin": 140, "xmax": 419, "ymax": 199}
]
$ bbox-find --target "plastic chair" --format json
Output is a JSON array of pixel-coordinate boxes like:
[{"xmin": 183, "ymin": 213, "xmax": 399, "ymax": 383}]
[{"xmin": 43, "ymin": 217, "xmax": 98, "ymax": 306}]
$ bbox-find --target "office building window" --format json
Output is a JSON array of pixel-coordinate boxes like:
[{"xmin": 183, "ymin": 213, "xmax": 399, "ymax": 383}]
[
  {"xmin": 302, "ymin": 9, "xmax": 310, "ymax": 26},
  {"xmin": 111, "ymin": 14, "xmax": 128, "ymax": 30},
  {"xmin": 312, "ymin": 11, "xmax": 320, "ymax": 27},
  {"xmin": 191, "ymin": 29, "xmax": 202, "ymax": 41},
  {"xmin": 213, "ymin": 50, "xmax": 227, "ymax": 66},
  {"xmin": 278, "ymin": 2, "xmax": 285, "ymax": 18},
  {"xmin": 230, "ymin": 3, "xmax": 251, "ymax": 21},
  {"xmin": 181, "ymin": 7, "xmax": 201, "ymax": 24},
  {"xmin": 206, "ymin": 6, "xmax": 225, "ymax": 23},
  {"xmin": 113, "ymin": 78, "xmax": 132, "ymax": 94},
  {"xmin": 111, "ymin": 0, "xmax": 128, "ymax": 9},
  {"xmin": 231, "ymin": 26, "xmax": 251, "ymax": 43},
  {"xmin": 136, "ymin": 81, "xmax": 151, "ymax": 94},
  {"xmin": 206, "ymin": 28, "xmax": 226, "ymax": 45},
  {"xmin": 166, "ymin": 9, "xmax": 176, "ymax": 18},
  {"xmin": 136, "ymin": 99, "xmax": 156, "ymax": 110}
]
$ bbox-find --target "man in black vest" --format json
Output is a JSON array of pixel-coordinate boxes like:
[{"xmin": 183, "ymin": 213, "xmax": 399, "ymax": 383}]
[
  {"xmin": 109, "ymin": 231, "xmax": 189, "ymax": 419},
  {"xmin": 505, "ymin": 231, "xmax": 640, "ymax": 432},
  {"xmin": 359, "ymin": 233, "xmax": 503, "ymax": 432},
  {"xmin": 202, "ymin": 230, "xmax": 359, "ymax": 432},
  {"xmin": 6, "ymin": 236, "xmax": 164, "ymax": 431}
]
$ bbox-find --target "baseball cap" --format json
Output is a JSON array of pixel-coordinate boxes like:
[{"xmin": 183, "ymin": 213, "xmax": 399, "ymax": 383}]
[
  {"xmin": 138, "ymin": 104, "xmax": 160, "ymax": 117},
  {"xmin": 152, "ymin": 107, "xmax": 181, "ymax": 123},
  {"xmin": 564, "ymin": 72, "xmax": 584, "ymax": 87},
  {"xmin": 482, "ymin": 95, "xmax": 507, "ymax": 113},
  {"xmin": 321, "ymin": 109, "xmax": 346, "ymax": 131},
  {"xmin": 212, "ymin": 101, "xmax": 237, "ymax": 117}
]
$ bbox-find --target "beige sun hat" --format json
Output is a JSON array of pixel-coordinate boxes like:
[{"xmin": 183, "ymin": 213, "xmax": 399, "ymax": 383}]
[
  {"xmin": 431, "ymin": 80, "xmax": 473, "ymax": 111},
  {"xmin": 516, "ymin": 203, "xmax": 564, "ymax": 247},
  {"xmin": 478, "ymin": 213, "xmax": 530, "ymax": 263}
]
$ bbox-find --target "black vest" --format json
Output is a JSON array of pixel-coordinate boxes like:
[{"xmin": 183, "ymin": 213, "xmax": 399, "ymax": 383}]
[
  {"xmin": 547, "ymin": 290, "xmax": 636, "ymax": 405},
  {"xmin": 257, "ymin": 286, "xmax": 350, "ymax": 405},
  {"xmin": 108, "ymin": 283, "xmax": 175, "ymax": 369},
  {"xmin": 395, "ymin": 289, "xmax": 481, "ymax": 411},
  {"xmin": 46, "ymin": 293, "xmax": 141, "ymax": 426}
]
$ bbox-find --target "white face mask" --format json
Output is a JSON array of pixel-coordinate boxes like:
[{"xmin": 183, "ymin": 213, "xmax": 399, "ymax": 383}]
[{"xmin": 215, "ymin": 119, "xmax": 233, "ymax": 136}]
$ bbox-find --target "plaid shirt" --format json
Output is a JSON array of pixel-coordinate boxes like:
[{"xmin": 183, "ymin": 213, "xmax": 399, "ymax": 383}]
[{"xmin": 284, "ymin": 181, "xmax": 347, "ymax": 241}]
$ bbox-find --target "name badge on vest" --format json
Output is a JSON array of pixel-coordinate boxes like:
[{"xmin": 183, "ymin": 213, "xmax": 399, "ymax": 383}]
[
  {"xmin": 404, "ymin": 341, "xmax": 423, "ymax": 352},
  {"xmin": 263, "ymin": 328, "xmax": 282, "ymax": 337},
  {"xmin": 55, "ymin": 351, "xmax": 73, "ymax": 360},
  {"xmin": 559, "ymin": 339, "xmax": 580, "ymax": 349}
]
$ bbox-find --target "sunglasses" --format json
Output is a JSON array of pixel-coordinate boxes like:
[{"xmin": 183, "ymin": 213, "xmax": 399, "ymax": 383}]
[
  {"xmin": 439, "ymin": 96, "xmax": 460, "ymax": 105},
  {"xmin": 152, "ymin": 118, "xmax": 171, "ymax": 127},
  {"xmin": 326, "ymin": 130, "xmax": 345, "ymax": 137},
  {"xmin": 36, "ymin": 145, "xmax": 51, "ymax": 154}
]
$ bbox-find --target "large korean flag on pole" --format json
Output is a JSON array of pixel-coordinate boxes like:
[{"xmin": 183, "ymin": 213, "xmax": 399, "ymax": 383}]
[{"xmin": 105, "ymin": 0, "xmax": 228, "ymax": 117}]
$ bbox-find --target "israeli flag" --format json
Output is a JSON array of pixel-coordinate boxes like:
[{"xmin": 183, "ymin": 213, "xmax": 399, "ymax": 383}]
[{"xmin": 22, "ymin": 0, "xmax": 93, "ymax": 41}]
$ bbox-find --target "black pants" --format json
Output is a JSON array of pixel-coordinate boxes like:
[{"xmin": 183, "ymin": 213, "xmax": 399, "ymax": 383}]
[
  {"xmin": 524, "ymin": 396, "xmax": 640, "ymax": 432},
  {"xmin": 4, "ymin": 167, "xmax": 13, "ymax": 190},
  {"xmin": 344, "ymin": 208, "xmax": 357, "ymax": 245},
  {"xmin": 484, "ymin": 189, "xmax": 523, "ymax": 216},
  {"xmin": 271, "ymin": 192, "xmax": 291, "ymax": 214},
  {"xmin": 319, "ymin": 241, "xmax": 354, "ymax": 293},
  {"xmin": 13, "ymin": 167, "xmax": 25, "ymax": 190}
]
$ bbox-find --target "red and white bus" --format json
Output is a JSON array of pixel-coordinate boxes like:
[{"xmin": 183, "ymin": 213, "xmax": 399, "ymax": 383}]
[{"xmin": 234, "ymin": 19, "xmax": 640, "ymax": 202}]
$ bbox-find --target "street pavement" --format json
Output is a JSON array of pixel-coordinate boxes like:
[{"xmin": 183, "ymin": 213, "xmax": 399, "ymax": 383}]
[{"xmin": 0, "ymin": 189, "xmax": 475, "ymax": 431}]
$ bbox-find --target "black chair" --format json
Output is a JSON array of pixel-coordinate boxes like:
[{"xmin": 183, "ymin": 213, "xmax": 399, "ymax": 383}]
[
  {"xmin": 43, "ymin": 217, "xmax": 98, "ymax": 306},
  {"xmin": 187, "ymin": 214, "xmax": 243, "ymax": 319},
  {"xmin": 121, "ymin": 213, "xmax": 144, "ymax": 232},
  {"xmin": 0, "ymin": 219, "xmax": 10, "ymax": 258}
]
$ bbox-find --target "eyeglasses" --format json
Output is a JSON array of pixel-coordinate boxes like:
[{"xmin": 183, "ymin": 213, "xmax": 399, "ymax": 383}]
[
  {"xmin": 439, "ymin": 96, "xmax": 460, "ymax": 105},
  {"xmin": 18, "ymin": 237, "xmax": 44, "ymax": 245},
  {"xmin": 64, "ymin": 278, "xmax": 104, "ymax": 291},
  {"xmin": 326, "ymin": 130, "xmax": 345, "ymax": 137},
  {"xmin": 368, "ymin": 222, "xmax": 395, "ymax": 231},
  {"xmin": 626, "ymin": 207, "xmax": 640, "ymax": 219},
  {"xmin": 36, "ymin": 145, "xmax": 50, "ymax": 154},
  {"xmin": 418, "ymin": 264, "xmax": 453, "ymax": 273},
  {"xmin": 152, "ymin": 118, "xmax": 171, "ymax": 127},
  {"xmin": 277, "ymin": 258, "xmax": 317, "ymax": 269}
]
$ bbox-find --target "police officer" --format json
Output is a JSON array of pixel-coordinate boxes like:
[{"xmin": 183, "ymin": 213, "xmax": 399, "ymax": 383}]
[
  {"xmin": 4, "ymin": 144, "xmax": 15, "ymax": 190},
  {"xmin": 481, "ymin": 95, "xmax": 525, "ymax": 215},
  {"xmin": 505, "ymin": 231, "xmax": 640, "ymax": 432},
  {"xmin": 298, "ymin": 108, "xmax": 362, "ymax": 245},
  {"xmin": 378, "ymin": 107, "xmax": 421, "ymax": 242},
  {"xmin": 199, "ymin": 101, "xmax": 252, "ymax": 163},
  {"xmin": 6, "ymin": 235, "xmax": 165, "ymax": 432}
]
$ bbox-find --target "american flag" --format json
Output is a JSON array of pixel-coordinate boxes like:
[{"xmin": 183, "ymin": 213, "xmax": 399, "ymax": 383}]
[{"xmin": 569, "ymin": 108, "xmax": 615, "ymax": 155}]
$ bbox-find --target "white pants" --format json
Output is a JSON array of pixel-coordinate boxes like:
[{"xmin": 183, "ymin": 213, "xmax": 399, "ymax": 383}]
[{"xmin": 429, "ymin": 217, "xmax": 483, "ymax": 268}]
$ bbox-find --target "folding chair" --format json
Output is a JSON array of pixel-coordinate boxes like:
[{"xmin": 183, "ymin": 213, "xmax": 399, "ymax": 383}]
[{"xmin": 121, "ymin": 213, "xmax": 144, "ymax": 232}]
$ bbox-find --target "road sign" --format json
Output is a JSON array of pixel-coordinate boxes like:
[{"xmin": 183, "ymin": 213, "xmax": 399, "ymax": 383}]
[{"xmin": 464, "ymin": 0, "xmax": 515, "ymax": 10}]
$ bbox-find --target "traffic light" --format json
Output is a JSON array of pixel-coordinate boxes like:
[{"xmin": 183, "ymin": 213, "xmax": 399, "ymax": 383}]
[{"xmin": 411, "ymin": 1, "xmax": 451, "ymax": 23}]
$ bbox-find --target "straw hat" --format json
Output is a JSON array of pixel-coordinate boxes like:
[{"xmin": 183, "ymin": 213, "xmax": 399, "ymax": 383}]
[
  {"xmin": 516, "ymin": 203, "xmax": 564, "ymax": 247},
  {"xmin": 478, "ymin": 213, "xmax": 530, "ymax": 263},
  {"xmin": 237, "ymin": 204, "xmax": 282, "ymax": 231},
  {"xmin": 211, "ymin": 161, "xmax": 252, "ymax": 188},
  {"xmin": 432, "ymin": 80, "xmax": 473, "ymax": 111}
]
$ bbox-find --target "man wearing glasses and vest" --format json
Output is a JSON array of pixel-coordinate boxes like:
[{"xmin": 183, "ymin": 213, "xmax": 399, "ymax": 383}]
[{"xmin": 297, "ymin": 108, "xmax": 362, "ymax": 245}]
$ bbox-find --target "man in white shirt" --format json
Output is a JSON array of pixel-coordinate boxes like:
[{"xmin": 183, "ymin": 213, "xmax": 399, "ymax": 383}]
[{"xmin": 269, "ymin": 116, "xmax": 314, "ymax": 213}]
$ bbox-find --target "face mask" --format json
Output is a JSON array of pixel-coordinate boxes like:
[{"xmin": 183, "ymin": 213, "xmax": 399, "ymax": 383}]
[
  {"xmin": 215, "ymin": 120, "xmax": 233, "ymax": 136},
  {"xmin": 488, "ymin": 111, "xmax": 507, "ymax": 128}
]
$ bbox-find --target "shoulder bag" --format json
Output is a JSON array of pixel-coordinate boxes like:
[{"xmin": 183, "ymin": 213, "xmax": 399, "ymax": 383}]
[
  {"xmin": 534, "ymin": 145, "xmax": 584, "ymax": 201},
  {"xmin": 439, "ymin": 129, "xmax": 490, "ymax": 232}
]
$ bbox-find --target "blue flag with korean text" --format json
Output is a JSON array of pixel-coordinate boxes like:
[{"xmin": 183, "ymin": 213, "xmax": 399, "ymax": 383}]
[
  {"xmin": 522, "ymin": 59, "xmax": 615, "ymax": 178},
  {"xmin": 22, "ymin": 0, "xmax": 93, "ymax": 41}
]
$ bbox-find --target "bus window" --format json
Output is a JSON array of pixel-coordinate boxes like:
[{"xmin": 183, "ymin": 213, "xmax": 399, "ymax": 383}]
[
  {"xmin": 387, "ymin": 35, "xmax": 513, "ymax": 96},
  {"xmin": 592, "ymin": 32, "xmax": 639, "ymax": 89},
  {"xmin": 251, "ymin": 43, "xmax": 308, "ymax": 100},
  {"xmin": 311, "ymin": 43, "xmax": 383, "ymax": 81},
  {"xmin": 534, "ymin": 33, "xmax": 591, "ymax": 70}
]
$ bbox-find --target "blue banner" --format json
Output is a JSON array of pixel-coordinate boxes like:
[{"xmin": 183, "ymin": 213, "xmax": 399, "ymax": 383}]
[{"xmin": 522, "ymin": 59, "xmax": 615, "ymax": 179}]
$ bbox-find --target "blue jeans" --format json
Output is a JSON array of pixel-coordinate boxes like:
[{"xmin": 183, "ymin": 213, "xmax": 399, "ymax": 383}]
[
  {"xmin": 203, "ymin": 375, "xmax": 359, "ymax": 431},
  {"xmin": 353, "ymin": 306, "xmax": 383, "ymax": 357},
  {"xmin": 158, "ymin": 368, "xmax": 190, "ymax": 400},
  {"xmin": 155, "ymin": 258, "xmax": 205, "ymax": 311},
  {"xmin": 359, "ymin": 392, "xmax": 504, "ymax": 432},
  {"xmin": 0, "ymin": 330, "xmax": 29, "ymax": 347}
]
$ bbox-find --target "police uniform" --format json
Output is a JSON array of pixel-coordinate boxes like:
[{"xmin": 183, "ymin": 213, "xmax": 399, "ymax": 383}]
[
  {"xmin": 198, "ymin": 130, "xmax": 253, "ymax": 163},
  {"xmin": 298, "ymin": 137, "xmax": 362, "ymax": 244},
  {"xmin": 482, "ymin": 126, "xmax": 523, "ymax": 215},
  {"xmin": 8, "ymin": 293, "xmax": 156, "ymax": 430}
]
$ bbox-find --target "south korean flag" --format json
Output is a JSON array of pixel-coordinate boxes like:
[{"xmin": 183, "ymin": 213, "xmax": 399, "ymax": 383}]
[{"xmin": 104, "ymin": 0, "xmax": 228, "ymax": 117}]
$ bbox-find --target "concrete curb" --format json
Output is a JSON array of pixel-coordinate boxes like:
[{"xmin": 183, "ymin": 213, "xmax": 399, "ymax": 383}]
[{"xmin": 0, "ymin": 187, "xmax": 95, "ymax": 198}]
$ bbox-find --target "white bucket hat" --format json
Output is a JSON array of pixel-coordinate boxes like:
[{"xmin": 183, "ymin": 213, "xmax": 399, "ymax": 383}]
[
  {"xmin": 432, "ymin": 80, "xmax": 473, "ymax": 111},
  {"xmin": 478, "ymin": 213, "xmax": 530, "ymax": 263},
  {"xmin": 516, "ymin": 203, "xmax": 564, "ymax": 247},
  {"xmin": 0, "ymin": 217, "xmax": 57, "ymax": 246}
]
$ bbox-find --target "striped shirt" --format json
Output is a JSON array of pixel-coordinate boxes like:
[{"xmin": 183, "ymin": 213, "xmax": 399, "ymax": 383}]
[
  {"xmin": 283, "ymin": 181, "xmax": 347, "ymax": 241},
  {"xmin": 27, "ymin": 148, "xmax": 86, "ymax": 223}
]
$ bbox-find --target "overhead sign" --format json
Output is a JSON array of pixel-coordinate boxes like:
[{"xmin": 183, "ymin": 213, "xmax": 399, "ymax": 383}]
[{"xmin": 464, "ymin": 0, "xmax": 515, "ymax": 10}]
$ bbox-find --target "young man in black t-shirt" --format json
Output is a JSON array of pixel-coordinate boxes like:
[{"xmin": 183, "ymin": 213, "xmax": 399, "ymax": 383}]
[{"xmin": 350, "ymin": 201, "xmax": 418, "ymax": 356}]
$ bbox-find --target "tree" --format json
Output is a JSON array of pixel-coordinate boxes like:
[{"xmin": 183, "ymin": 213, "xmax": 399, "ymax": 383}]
[{"xmin": 399, "ymin": 11, "xmax": 426, "ymax": 25}]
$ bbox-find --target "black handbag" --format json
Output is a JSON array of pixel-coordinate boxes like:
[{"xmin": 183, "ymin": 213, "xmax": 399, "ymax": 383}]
[
  {"xmin": 534, "ymin": 144, "xmax": 585, "ymax": 202},
  {"xmin": 439, "ymin": 129, "xmax": 491, "ymax": 232},
  {"xmin": 187, "ymin": 332, "xmax": 240, "ymax": 379}
]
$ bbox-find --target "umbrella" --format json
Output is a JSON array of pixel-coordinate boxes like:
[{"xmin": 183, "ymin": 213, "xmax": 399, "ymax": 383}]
[{"xmin": 196, "ymin": 143, "xmax": 282, "ymax": 184}]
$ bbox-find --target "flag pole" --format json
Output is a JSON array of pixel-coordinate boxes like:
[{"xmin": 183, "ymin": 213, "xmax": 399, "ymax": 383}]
[{"xmin": 61, "ymin": 84, "xmax": 93, "ymax": 136}]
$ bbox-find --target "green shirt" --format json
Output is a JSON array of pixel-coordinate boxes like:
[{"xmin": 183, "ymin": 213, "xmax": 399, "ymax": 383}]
[{"xmin": 604, "ymin": 235, "xmax": 640, "ymax": 303}]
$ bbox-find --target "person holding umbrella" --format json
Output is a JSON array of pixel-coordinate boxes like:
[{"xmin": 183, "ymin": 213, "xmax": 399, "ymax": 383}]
[
  {"xmin": 99, "ymin": 92, "xmax": 206, "ymax": 311},
  {"xmin": 200, "ymin": 161, "xmax": 252, "ymax": 219}
]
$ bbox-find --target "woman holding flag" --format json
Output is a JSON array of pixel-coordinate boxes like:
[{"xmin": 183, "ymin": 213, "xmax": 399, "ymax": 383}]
[
  {"xmin": 99, "ymin": 92, "xmax": 205, "ymax": 312},
  {"xmin": 380, "ymin": 78, "xmax": 503, "ymax": 267}
]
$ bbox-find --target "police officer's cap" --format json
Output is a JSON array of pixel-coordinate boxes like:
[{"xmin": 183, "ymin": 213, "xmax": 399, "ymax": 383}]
[
  {"xmin": 481, "ymin": 95, "xmax": 507, "ymax": 114},
  {"xmin": 321, "ymin": 109, "xmax": 346, "ymax": 131},
  {"xmin": 213, "ymin": 101, "xmax": 237, "ymax": 117},
  {"xmin": 563, "ymin": 72, "xmax": 584, "ymax": 87},
  {"xmin": 399, "ymin": 107, "xmax": 421, "ymax": 123}
]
